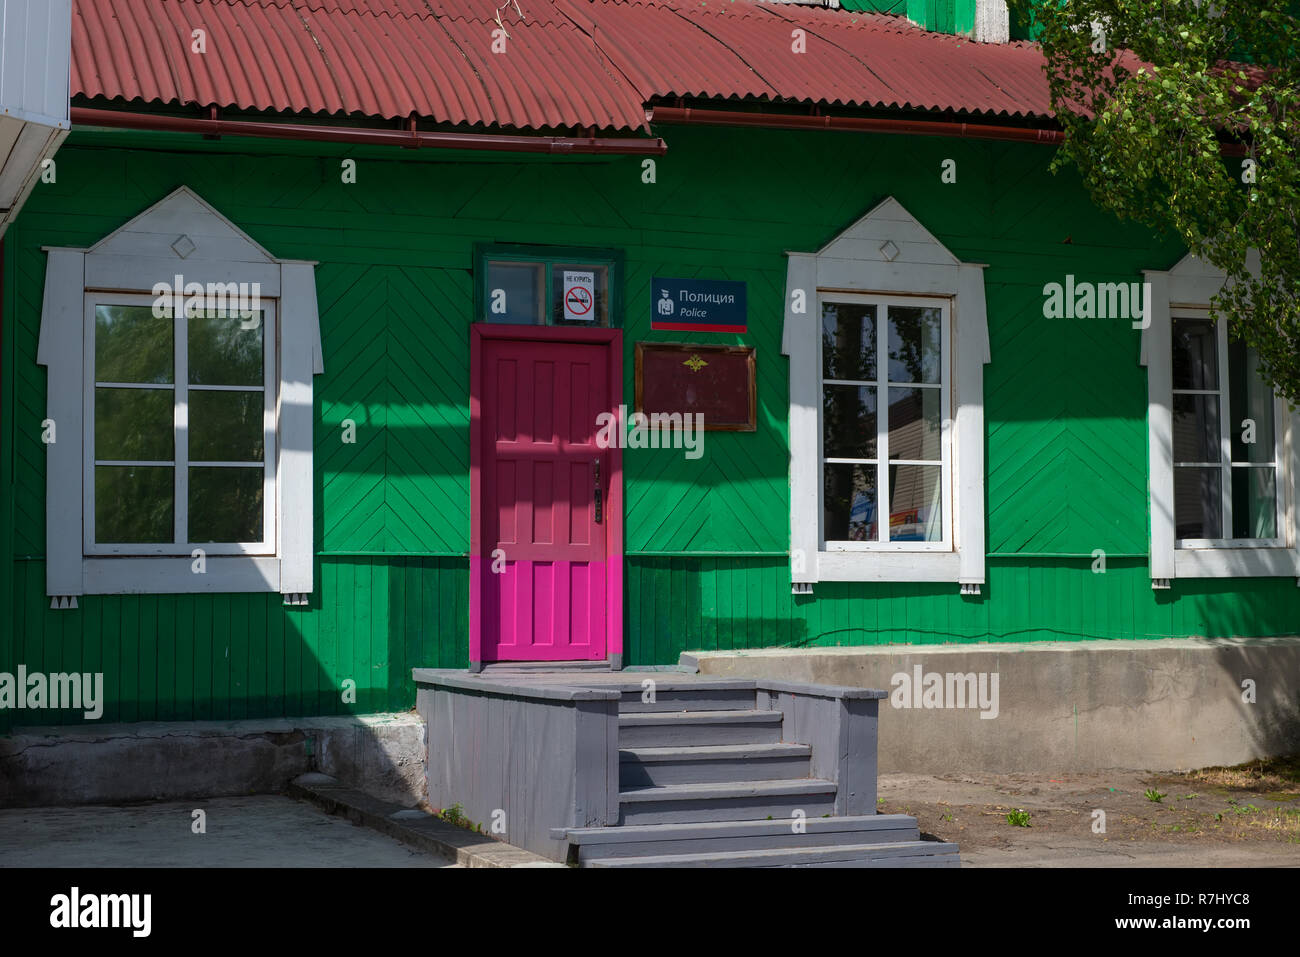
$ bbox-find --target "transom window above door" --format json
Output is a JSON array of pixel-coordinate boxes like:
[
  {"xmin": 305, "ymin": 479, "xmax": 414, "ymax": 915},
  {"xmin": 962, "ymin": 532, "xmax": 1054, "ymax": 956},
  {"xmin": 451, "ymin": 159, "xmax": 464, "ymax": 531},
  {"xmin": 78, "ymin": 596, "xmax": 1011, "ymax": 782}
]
[
  {"xmin": 820, "ymin": 295, "xmax": 951, "ymax": 550},
  {"xmin": 1171, "ymin": 313, "xmax": 1282, "ymax": 546},
  {"xmin": 477, "ymin": 244, "xmax": 621, "ymax": 327}
]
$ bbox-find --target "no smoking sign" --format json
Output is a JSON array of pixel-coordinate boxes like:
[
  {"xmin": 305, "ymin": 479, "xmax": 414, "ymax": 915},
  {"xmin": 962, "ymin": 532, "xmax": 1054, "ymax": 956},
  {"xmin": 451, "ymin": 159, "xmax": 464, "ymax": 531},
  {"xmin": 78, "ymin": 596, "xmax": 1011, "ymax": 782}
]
[{"xmin": 562, "ymin": 270, "xmax": 595, "ymax": 321}]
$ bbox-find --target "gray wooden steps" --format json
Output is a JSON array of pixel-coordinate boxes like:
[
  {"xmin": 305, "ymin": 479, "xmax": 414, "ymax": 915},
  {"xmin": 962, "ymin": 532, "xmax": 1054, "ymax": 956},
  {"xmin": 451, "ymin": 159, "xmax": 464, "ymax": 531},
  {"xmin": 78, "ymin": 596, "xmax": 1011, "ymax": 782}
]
[
  {"xmin": 481, "ymin": 661, "xmax": 611, "ymax": 673},
  {"xmin": 618, "ymin": 684, "xmax": 759, "ymax": 713},
  {"xmin": 586, "ymin": 840, "xmax": 962, "ymax": 868},
  {"xmin": 564, "ymin": 814, "xmax": 922, "ymax": 862},
  {"xmin": 619, "ymin": 742, "xmax": 812, "ymax": 787},
  {"xmin": 618, "ymin": 709, "xmax": 783, "ymax": 746},
  {"xmin": 617, "ymin": 778, "xmax": 838, "ymax": 825},
  {"xmin": 539, "ymin": 672, "xmax": 960, "ymax": 866}
]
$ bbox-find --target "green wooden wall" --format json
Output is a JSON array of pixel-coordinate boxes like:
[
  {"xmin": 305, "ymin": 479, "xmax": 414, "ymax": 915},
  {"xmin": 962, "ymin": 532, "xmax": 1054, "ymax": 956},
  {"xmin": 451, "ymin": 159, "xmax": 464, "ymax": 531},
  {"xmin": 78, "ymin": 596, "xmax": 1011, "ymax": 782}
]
[
  {"xmin": 2, "ymin": 123, "xmax": 1295, "ymax": 731},
  {"xmin": 838, "ymin": 0, "xmax": 970, "ymax": 36},
  {"xmin": 838, "ymin": 0, "xmax": 908, "ymax": 15},
  {"xmin": 5, "ymin": 557, "xmax": 467, "ymax": 727},
  {"xmin": 626, "ymin": 558, "xmax": 1300, "ymax": 662}
]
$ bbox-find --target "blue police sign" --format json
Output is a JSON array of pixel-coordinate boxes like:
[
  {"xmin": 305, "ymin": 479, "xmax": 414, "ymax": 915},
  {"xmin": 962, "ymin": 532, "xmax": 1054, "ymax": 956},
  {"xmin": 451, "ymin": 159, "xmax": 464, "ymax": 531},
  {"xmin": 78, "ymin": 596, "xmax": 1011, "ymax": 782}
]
[{"xmin": 651, "ymin": 277, "xmax": 747, "ymax": 333}]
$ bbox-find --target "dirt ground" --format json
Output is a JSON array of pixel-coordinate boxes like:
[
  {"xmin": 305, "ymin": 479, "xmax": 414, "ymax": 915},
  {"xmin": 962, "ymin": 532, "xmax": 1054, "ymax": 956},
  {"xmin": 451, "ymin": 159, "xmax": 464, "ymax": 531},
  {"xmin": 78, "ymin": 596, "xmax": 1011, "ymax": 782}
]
[{"xmin": 880, "ymin": 756, "xmax": 1300, "ymax": 867}]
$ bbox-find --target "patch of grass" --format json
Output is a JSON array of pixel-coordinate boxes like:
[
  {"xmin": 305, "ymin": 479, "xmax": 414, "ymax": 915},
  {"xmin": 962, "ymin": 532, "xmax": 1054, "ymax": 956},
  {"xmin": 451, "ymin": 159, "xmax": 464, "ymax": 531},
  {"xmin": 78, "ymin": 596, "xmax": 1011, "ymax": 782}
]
[
  {"xmin": 1006, "ymin": 809, "xmax": 1031, "ymax": 827},
  {"xmin": 941, "ymin": 811, "xmax": 954, "ymax": 822},
  {"xmin": 1181, "ymin": 755, "xmax": 1300, "ymax": 792},
  {"xmin": 437, "ymin": 803, "xmax": 469, "ymax": 828},
  {"xmin": 1235, "ymin": 806, "xmax": 1300, "ymax": 838},
  {"xmin": 1144, "ymin": 788, "xmax": 1166, "ymax": 803},
  {"xmin": 1199, "ymin": 803, "xmax": 1300, "ymax": 840}
]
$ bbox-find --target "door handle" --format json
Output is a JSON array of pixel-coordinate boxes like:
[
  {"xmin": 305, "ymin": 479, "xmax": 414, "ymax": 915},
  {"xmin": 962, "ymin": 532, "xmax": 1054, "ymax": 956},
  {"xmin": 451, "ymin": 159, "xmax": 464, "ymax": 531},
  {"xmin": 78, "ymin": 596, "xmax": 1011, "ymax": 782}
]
[{"xmin": 593, "ymin": 459, "xmax": 603, "ymax": 525}]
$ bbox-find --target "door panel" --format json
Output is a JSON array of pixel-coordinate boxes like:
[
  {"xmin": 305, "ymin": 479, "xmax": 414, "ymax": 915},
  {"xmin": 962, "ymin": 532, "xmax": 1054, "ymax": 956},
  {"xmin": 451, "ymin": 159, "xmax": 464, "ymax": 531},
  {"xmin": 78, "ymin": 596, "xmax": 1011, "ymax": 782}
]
[{"xmin": 481, "ymin": 339, "xmax": 609, "ymax": 661}]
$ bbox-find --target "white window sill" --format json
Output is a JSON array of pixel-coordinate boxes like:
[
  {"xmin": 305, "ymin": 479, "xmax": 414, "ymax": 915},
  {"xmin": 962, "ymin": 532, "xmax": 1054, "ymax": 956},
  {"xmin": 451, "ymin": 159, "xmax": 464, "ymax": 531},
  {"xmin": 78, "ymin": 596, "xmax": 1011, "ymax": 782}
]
[
  {"xmin": 1172, "ymin": 547, "xmax": 1298, "ymax": 579},
  {"xmin": 83, "ymin": 557, "xmax": 282, "ymax": 595},
  {"xmin": 815, "ymin": 550, "xmax": 964, "ymax": 582}
]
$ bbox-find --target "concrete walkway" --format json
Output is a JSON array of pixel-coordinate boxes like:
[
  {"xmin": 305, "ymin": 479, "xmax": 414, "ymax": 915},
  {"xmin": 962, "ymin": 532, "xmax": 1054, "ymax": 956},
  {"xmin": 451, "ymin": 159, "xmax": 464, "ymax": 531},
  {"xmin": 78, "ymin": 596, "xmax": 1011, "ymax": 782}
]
[{"xmin": 0, "ymin": 795, "xmax": 459, "ymax": 867}]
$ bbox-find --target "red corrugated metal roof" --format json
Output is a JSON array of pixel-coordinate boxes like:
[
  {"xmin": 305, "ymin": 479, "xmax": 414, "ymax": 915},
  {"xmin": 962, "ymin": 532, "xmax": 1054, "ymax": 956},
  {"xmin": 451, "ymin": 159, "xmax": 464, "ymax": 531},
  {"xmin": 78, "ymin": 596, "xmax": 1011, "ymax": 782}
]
[{"xmin": 70, "ymin": 0, "xmax": 1055, "ymax": 133}]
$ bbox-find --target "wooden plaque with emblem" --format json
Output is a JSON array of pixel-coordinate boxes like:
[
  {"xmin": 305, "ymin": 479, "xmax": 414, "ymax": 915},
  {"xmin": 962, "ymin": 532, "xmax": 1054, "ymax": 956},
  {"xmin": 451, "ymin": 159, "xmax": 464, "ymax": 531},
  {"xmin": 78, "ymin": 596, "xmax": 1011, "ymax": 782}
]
[{"xmin": 634, "ymin": 342, "xmax": 756, "ymax": 432}]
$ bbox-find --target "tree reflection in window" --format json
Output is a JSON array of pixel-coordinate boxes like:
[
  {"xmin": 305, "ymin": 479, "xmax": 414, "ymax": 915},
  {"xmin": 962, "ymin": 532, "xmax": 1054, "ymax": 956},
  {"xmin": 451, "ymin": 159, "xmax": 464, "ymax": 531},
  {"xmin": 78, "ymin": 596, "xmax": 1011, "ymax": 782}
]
[{"xmin": 92, "ymin": 303, "xmax": 268, "ymax": 547}]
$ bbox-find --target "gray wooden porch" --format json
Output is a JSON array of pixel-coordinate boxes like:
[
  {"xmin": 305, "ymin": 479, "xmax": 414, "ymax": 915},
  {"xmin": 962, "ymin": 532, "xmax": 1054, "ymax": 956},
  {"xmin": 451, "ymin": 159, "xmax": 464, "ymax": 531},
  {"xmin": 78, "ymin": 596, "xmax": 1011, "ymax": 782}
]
[{"xmin": 412, "ymin": 666, "xmax": 959, "ymax": 867}]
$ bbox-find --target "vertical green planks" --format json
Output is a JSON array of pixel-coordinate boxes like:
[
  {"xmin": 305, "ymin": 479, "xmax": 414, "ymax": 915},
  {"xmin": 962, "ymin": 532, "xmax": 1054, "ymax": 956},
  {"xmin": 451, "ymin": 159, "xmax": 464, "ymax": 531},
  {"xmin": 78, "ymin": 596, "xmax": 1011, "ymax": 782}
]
[{"xmin": 621, "ymin": 557, "xmax": 1300, "ymax": 665}]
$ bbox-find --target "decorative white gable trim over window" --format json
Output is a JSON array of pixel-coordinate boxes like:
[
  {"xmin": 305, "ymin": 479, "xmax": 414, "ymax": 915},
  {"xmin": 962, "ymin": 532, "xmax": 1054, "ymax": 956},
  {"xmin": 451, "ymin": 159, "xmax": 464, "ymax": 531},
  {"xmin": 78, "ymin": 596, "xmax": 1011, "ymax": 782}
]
[
  {"xmin": 38, "ymin": 186, "xmax": 324, "ymax": 599},
  {"xmin": 1141, "ymin": 250, "xmax": 1300, "ymax": 583},
  {"xmin": 782, "ymin": 197, "xmax": 990, "ymax": 588}
]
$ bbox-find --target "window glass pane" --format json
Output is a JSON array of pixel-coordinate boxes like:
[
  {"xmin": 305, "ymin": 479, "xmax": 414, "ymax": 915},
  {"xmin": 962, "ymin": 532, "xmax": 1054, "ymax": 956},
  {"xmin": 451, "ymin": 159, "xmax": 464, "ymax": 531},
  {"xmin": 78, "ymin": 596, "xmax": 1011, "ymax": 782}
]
[
  {"xmin": 888, "ymin": 464, "xmax": 943, "ymax": 542},
  {"xmin": 822, "ymin": 385, "xmax": 877, "ymax": 459},
  {"xmin": 1174, "ymin": 466, "xmax": 1222, "ymax": 539},
  {"xmin": 95, "ymin": 305, "xmax": 173, "ymax": 384},
  {"xmin": 887, "ymin": 305, "xmax": 942, "ymax": 384},
  {"xmin": 95, "ymin": 387, "xmax": 174, "ymax": 461},
  {"xmin": 1231, "ymin": 466, "xmax": 1276, "ymax": 539},
  {"xmin": 1172, "ymin": 393, "xmax": 1220, "ymax": 463},
  {"xmin": 824, "ymin": 464, "xmax": 877, "ymax": 542},
  {"xmin": 1228, "ymin": 340, "xmax": 1275, "ymax": 463},
  {"xmin": 189, "ymin": 467, "xmax": 264, "ymax": 543},
  {"xmin": 190, "ymin": 390, "xmax": 264, "ymax": 462},
  {"xmin": 1172, "ymin": 318, "xmax": 1217, "ymax": 390},
  {"xmin": 821, "ymin": 302, "xmax": 876, "ymax": 381},
  {"xmin": 486, "ymin": 262, "xmax": 543, "ymax": 324},
  {"xmin": 888, "ymin": 387, "xmax": 941, "ymax": 461},
  {"xmin": 551, "ymin": 265, "xmax": 609, "ymax": 326},
  {"xmin": 189, "ymin": 311, "xmax": 264, "ymax": 386},
  {"xmin": 95, "ymin": 465, "xmax": 174, "ymax": 543}
]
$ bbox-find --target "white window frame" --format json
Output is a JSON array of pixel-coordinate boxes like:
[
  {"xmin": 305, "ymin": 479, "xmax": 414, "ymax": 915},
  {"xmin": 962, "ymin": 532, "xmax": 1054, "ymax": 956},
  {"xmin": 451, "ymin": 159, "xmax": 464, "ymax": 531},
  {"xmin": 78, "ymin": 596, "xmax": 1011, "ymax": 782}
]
[
  {"xmin": 1170, "ymin": 308, "xmax": 1287, "ymax": 551},
  {"xmin": 783, "ymin": 197, "xmax": 990, "ymax": 587},
  {"xmin": 1142, "ymin": 251, "xmax": 1300, "ymax": 582},
  {"xmin": 38, "ymin": 186, "xmax": 323, "ymax": 599},
  {"xmin": 818, "ymin": 292, "xmax": 953, "ymax": 552},
  {"xmin": 83, "ymin": 293, "xmax": 279, "ymax": 557}
]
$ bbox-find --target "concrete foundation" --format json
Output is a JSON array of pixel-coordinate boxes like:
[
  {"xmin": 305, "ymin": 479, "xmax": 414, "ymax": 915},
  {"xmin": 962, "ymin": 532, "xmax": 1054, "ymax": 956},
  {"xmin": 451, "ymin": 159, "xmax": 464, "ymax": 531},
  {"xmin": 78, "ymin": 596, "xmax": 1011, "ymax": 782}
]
[
  {"xmin": 0, "ymin": 712, "xmax": 425, "ymax": 808},
  {"xmin": 684, "ymin": 637, "xmax": 1300, "ymax": 773}
]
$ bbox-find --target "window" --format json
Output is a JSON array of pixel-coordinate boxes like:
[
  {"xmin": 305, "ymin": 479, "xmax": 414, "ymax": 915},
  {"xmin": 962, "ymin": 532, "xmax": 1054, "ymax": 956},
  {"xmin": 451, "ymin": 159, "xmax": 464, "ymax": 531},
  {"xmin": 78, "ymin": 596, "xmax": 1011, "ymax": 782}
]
[
  {"xmin": 39, "ymin": 186, "xmax": 323, "ymax": 600},
  {"xmin": 477, "ymin": 245, "xmax": 620, "ymax": 327},
  {"xmin": 820, "ymin": 296, "xmax": 951, "ymax": 549},
  {"xmin": 783, "ymin": 197, "xmax": 990, "ymax": 588},
  {"xmin": 1171, "ymin": 314, "xmax": 1280, "ymax": 546},
  {"xmin": 1142, "ymin": 251, "xmax": 1298, "ymax": 583},
  {"xmin": 85, "ymin": 296, "xmax": 276, "ymax": 556}
]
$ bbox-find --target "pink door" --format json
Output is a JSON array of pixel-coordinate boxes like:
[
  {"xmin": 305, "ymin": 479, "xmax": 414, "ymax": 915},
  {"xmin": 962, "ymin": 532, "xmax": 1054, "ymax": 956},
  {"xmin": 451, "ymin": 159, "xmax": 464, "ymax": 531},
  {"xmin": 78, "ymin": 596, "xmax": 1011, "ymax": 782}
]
[{"xmin": 479, "ymin": 337, "xmax": 610, "ymax": 662}]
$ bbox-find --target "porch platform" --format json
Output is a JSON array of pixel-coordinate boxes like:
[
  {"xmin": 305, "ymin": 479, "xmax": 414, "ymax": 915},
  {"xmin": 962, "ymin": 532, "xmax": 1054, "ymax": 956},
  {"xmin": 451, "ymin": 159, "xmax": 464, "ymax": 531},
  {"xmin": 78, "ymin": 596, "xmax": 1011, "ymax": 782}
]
[{"xmin": 413, "ymin": 667, "xmax": 958, "ymax": 867}]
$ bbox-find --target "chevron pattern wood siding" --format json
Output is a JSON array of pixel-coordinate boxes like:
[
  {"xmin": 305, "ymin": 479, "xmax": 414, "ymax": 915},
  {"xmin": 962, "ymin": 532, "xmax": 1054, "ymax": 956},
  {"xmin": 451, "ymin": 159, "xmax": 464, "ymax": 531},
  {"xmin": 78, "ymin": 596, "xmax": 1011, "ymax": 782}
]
[
  {"xmin": 317, "ymin": 263, "xmax": 470, "ymax": 554},
  {"xmin": 3, "ymin": 125, "xmax": 1298, "ymax": 731}
]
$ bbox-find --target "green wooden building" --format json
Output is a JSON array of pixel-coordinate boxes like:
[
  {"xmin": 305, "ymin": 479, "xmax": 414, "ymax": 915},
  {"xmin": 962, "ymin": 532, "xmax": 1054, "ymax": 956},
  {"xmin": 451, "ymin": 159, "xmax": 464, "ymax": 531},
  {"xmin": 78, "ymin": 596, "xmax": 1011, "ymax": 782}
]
[{"xmin": 1, "ymin": 0, "xmax": 1296, "ymax": 734}]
